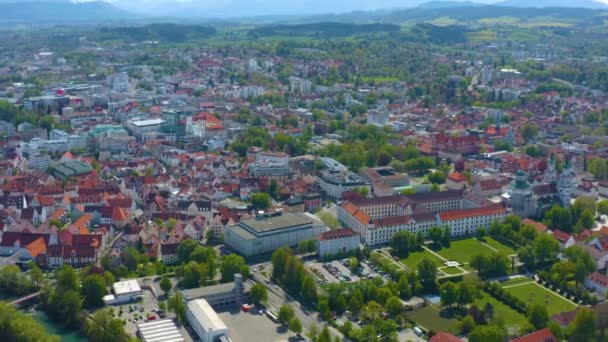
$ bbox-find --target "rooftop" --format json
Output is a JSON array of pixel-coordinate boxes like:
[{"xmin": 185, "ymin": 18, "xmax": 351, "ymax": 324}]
[
  {"xmin": 137, "ymin": 319, "xmax": 185, "ymax": 342},
  {"xmin": 318, "ymin": 228, "xmax": 359, "ymax": 241},
  {"xmin": 239, "ymin": 212, "xmax": 314, "ymax": 234},
  {"xmin": 113, "ymin": 279, "xmax": 141, "ymax": 295},
  {"xmin": 130, "ymin": 118, "xmax": 165, "ymax": 127},
  {"xmin": 186, "ymin": 299, "xmax": 227, "ymax": 331}
]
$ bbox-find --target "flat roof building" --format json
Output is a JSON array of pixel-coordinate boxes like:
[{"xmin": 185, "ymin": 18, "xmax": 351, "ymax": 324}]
[
  {"xmin": 224, "ymin": 212, "xmax": 328, "ymax": 256},
  {"xmin": 137, "ymin": 319, "xmax": 185, "ymax": 342},
  {"xmin": 186, "ymin": 299, "xmax": 228, "ymax": 342},
  {"xmin": 104, "ymin": 279, "xmax": 143, "ymax": 305}
]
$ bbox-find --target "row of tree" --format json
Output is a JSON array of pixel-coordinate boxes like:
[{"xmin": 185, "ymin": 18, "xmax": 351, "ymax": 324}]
[{"xmin": 272, "ymin": 247, "xmax": 318, "ymax": 304}]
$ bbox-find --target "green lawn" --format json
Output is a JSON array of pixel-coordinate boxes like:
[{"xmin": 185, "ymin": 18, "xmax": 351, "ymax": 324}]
[
  {"xmin": 434, "ymin": 239, "xmax": 495, "ymax": 264},
  {"xmin": 406, "ymin": 305, "xmax": 459, "ymax": 333},
  {"xmin": 484, "ymin": 237, "xmax": 517, "ymax": 255},
  {"xmin": 502, "ymin": 282, "xmax": 577, "ymax": 316},
  {"xmin": 474, "ymin": 290, "xmax": 529, "ymax": 331},
  {"xmin": 400, "ymin": 249, "xmax": 444, "ymax": 270},
  {"xmin": 439, "ymin": 266, "xmax": 464, "ymax": 276},
  {"xmin": 498, "ymin": 277, "xmax": 534, "ymax": 287}
]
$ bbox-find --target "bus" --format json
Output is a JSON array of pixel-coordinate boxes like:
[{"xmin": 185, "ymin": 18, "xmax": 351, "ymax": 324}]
[{"xmin": 266, "ymin": 311, "xmax": 279, "ymax": 323}]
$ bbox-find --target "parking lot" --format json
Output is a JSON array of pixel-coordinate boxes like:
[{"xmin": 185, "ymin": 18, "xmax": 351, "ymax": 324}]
[
  {"xmin": 218, "ymin": 307, "xmax": 297, "ymax": 342},
  {"xmin": 307, "ymin": 258, "xmax": 386, "ymax": 285}
]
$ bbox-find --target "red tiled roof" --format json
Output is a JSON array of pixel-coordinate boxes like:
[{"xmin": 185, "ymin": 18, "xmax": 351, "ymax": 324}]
[
  {"xmin": 430, "ymin": 332, "xmax": 463, "ymax": 342},
  {"xmin": 374, "ymin": 215, "xmax": 411, "ymax": 228},
  {"xmin": 447, "ymin": 172, "xmax": 466, "ymax": 182},
  {"xmin": 318, "ymin": 228, "xmax": 359, "ymax": 241},
  {"xmin": 522, "ymin": 219, "xmax": 547, "ymax": 233},
  {"xmin": 26, "ymin": 237, "xmax": 47, "ymax": 258},
  {"xmin": 511, "ymin": 328, "xmax": 557, "ymax": 342},
  {"xmin": 439, "ymin": 205, "xmax": 506, "ymax": 221},
  {"xmin": 551, "ymin": 309, "xmax": 578, "ymax": 326},
  {"xmin": 552, "ymin": 230, "xmax": 572, "ymax": 243}
]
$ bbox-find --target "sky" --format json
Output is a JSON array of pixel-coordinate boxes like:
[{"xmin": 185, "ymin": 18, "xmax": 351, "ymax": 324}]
[{"xmin": 73, "ymin": 0, "xmax": 608, "ymax": 17}]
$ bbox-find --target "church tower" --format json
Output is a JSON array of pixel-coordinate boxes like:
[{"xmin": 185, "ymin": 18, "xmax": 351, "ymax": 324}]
[
  {"xmin": 543, "ymin": 154, "xmax": 557, "ymax": 184},
  {"xmin": 558, "ymin": 158, "xmax": 575, "ymax": 208},
  {"xmin": 509, "ymin": 170, "xmax": 537, "ymax": 217}
]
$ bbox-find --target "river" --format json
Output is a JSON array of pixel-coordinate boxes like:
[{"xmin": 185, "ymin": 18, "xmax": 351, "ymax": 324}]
[{"xmin": 28, "ymin": 310, "xmax": 87, "ymax": 342}]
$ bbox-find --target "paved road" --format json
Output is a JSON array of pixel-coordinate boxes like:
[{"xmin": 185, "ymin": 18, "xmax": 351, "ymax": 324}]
[{"xmin": 250, "ymin": 267, "xmax": 345, "ymax": 341}]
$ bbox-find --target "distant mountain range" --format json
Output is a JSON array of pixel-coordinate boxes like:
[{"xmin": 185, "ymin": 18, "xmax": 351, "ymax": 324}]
[
  {"xmin": 0, "ymin": 1, "xmax": 133, "ymax": 24},
  {"xmin": 0, "ymin": 0, "xmax": 607, "ymax": 25},
  {"xmin": 497, "ymin": 0, "xmax": 608, "ymax": 8}
]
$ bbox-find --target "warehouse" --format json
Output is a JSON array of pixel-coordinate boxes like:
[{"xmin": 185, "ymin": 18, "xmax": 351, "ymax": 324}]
[
  {"xmin": 224, "ymin": 211, "xmax": 327, "ymax": 257},
  {"xmin": 137, "ymin": 319, "xmax": 184, "ymax": 342},
  {"xmin": 186, "ymin": 299, "xmax": 229, "ymax": 342}
]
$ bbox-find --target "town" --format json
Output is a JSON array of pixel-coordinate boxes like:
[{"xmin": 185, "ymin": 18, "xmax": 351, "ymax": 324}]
[{"xmin": 2, "ymin": 2, "xmax": 608, "ymax": 342}]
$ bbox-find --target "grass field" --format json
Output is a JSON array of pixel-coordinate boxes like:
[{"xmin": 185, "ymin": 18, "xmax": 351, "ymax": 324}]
[
  {"xmin": 502, "ymin": 282, "xmax": 577, "ymax": 316},
  {"xmin": 406, "ymin": 306, "xmax": 459, "ymax": 333},
  {"xmin": 433, "ymin": 239, "xmax": 495, "ymax": 264},
  {"xmin": 475, "ymin": 290, "xmax": 528, "ymax": 331},
  {"xmin": 439, "ymin": 266, "xmax": 464, "ymax": 276},
  {"xmin": 484, "ymin": 237, "xmax": 517, "ymax": 255},
  {"xmin": 400, "ymin": 249, "xmax": 444, "ymax": 270}
]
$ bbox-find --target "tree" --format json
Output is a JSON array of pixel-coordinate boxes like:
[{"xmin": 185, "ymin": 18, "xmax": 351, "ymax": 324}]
[
  {"xmin": 0, "ymin": 301, "xmax": 60, "ymax": 342},
  {"xmin": 160, "ymin": 276, "xmax": 172, "ymax": 294},
  {"xmin": 534, "ymin": 234, "xmax": 559, "ymax": 264},
  {"xmin": 56, "ymin": 265, "xmax": 79, "ymax": 293},
  {"xmin": 250, "ymin": 284, "xmax": 268, "ymax": 305},
  {"xmin": 456, "ymin": 281, "xmax": 479, "ymax": 308},
  {"xmin": 251, "ymin": 193, "xmax": 271, "ymax": 210},
  {"xmin": 569, "ymin": 307, "xmax": 596, "ymax": 342},
  {"xmin": 476, "ymin": 226, "xmax": 487, "ymax": 239},
  {"xmin": 575, "ymin": 209, "xmax": 594, "ymax": 232},
  {"xmin": 468, "ymin": 325, "xmax": 506, "ymax": 342},
  {"xmin": 220, "ymin": 254, "xmax": 247, "ymax": 282},
  {"xmin": 390, "ymin": 231, "xmax": 413, "ymax": 258},
  {"xmin": 441, "ymin": 226, "xmax": 451, "ymax": 247},
  {"xmin": 598, "ymin": 199, "xmax": 608, "ymax": 215},
  {"xmin": 177, "ymin": 239, "xmax": 199, "ymax": 264},
  {"xmin": 518, "ymin": 245, "xmax": 537, "ymax": 270},
  {"xmin": 527, "ymin": 304, "xmax": 549, "ymax": 330},
  {"xmin": 300, "ymin": 276, "xmax": 318, "ymax": 304},
  {"xmin": 428, "ymin": 227, "xmax": 444, "ymax": 245},
  {"xmin": 167, "ymin": 292, "xmax": 186, "ymax": 323},
  {"xmin": 86, "ymin": 308, "xmax": 130, "ymax": 342},
  {"xmin": 385, "ymin": 296, "xmax": 403, "ymax": 316},
  {"xmin": 82, "ymin": 274, "xmax": 107, "ymax": 308},
  {"xmin": 440, "ymin": 281, "xmax": 457, "ymax": 308},
  {"xmin": 278, "ymin": 305, "xmax": 295, "ymax": 326},
  {"xmin": 289, "ymin": 317, "xmax": 303, "ymax": 334},
  {"xmin": 417, "ymin": 258, "xmax": 437, "ymax": 291},
  {"xmin": 460, "ymin": 315, "xmax": 476, "ymax": 334},
  {"xmin": 181, "ymin": 261, "xmax": 202, "ymax": 288},
  {"xmin": 428, "ymin": 171, "xmax": 446, "ymax": 184},
  {"xmin": 520, "ymin": 123, "xmax": 539, "ymax": 142},
  {"xmin": 544, "ymin": 205, "xmax": 573, "ymax": 233}
]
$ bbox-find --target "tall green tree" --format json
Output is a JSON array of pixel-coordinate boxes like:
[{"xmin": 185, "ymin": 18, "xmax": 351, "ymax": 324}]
[
  {"xmin": 527, "ymin": 304, "xmax": 549, "ymax": 330},
  {"xmin": 168, "ymin": 292, "xmax": 186, "ymax": 324},
  {"xmin": 569, "ymin": 307, "xmax": 597, "ymax": 342}
]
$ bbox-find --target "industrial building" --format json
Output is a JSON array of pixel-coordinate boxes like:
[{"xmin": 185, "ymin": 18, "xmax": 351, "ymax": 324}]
[
  {"xmin": 224, "ymin": 212, "xmax": 328, "ymax": 257},
  {"xmin": 103, "ymin": 279, "xmax": 143, "ymax": 305},
  {"xmin": 137, "ymin": 319, "xmax": 184, "ymax": 342},
  {"xmin": 186, "ymin": 299, "xmax": 229, "ymax": 342},
  {"xmin": 182, "ymin": 274, "xmax": 245, "ymax": 307}
]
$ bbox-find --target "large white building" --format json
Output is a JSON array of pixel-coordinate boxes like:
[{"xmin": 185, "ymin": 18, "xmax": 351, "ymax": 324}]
[
  {"xmin": 224, "ymin": 212, "xmax": 328, "ymax": 257},
  {"xmin": 317, "ymin": 228, "xmax": 360, "ymax": 258},
  {"xmin": 103, "ymin": 279, "xmax": 144, "ymax": 305},
  {"xmin": 317, "ymin": 170, "xmax": 371, "ymax": 201},
  {"xmin": 186, "ymin": 299, "xmax": 229, "ymax": 342},
  {"xmin": 338, "ymin": 191, "xmax": 507, "ymax": 246}
]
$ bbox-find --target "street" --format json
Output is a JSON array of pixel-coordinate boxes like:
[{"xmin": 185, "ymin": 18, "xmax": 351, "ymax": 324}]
[{"xmin": 250, "ymin": 265, "xmax": 346, "ymax": 341}]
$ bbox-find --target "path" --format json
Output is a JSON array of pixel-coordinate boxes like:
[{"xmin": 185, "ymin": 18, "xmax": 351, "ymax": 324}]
[
  {"xmin": 379, "ymin": 250, "xmax": 408, "ymax": 271},
  {"xmin": 480, "ymin": 241, "xmax": 498, "ymax": 252},
  {"xmin": 422, "ymin": 246, "xmax": 448, "ymax": 262}
]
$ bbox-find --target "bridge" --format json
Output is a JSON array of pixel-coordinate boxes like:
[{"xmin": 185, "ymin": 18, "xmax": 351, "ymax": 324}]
[{"xmin": 10, "ymin": 291, "xmax": 41, "ymax": 306}]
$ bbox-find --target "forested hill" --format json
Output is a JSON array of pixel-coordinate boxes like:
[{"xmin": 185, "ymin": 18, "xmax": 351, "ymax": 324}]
[
  {"xmin": 247, "ymin": 23, "xmax": 401, "ymax": 38},
  {"xmin": 295, "ymin": 5, "xmax": 607, "ymax": 25}
]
